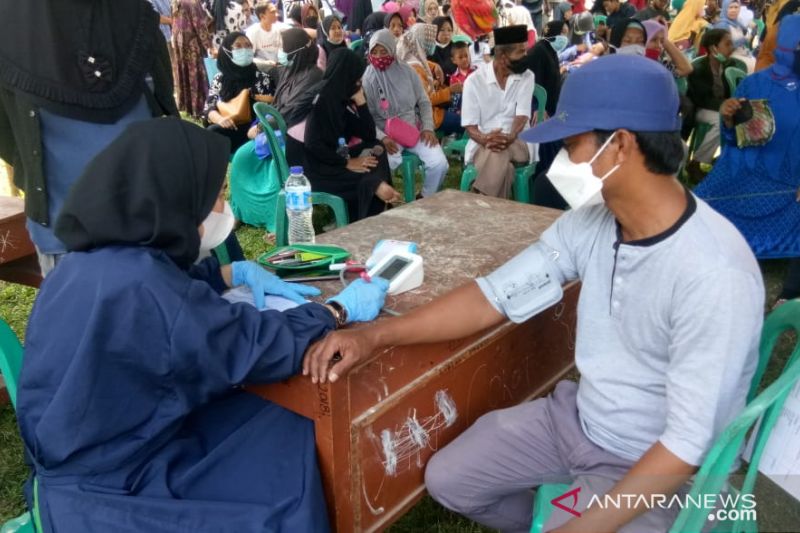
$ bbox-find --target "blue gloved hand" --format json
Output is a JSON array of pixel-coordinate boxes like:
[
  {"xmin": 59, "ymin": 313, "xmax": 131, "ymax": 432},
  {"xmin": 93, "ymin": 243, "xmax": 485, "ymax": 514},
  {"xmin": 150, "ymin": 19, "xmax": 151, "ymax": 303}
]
[
  {"xmin": 328, "ymin": 277, "xmax": 390, "ymax": 323},
  {"xmin": 231, "ymin": 261, "xmax": 321, "ymax": 308}
]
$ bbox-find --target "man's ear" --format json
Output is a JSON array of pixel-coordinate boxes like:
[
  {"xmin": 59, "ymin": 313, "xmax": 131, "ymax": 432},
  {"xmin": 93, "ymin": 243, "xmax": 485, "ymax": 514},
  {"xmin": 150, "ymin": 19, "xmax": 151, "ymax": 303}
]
[{"xmin": 613, "ymin": 129, "xmax": 638, "ymax": 166}]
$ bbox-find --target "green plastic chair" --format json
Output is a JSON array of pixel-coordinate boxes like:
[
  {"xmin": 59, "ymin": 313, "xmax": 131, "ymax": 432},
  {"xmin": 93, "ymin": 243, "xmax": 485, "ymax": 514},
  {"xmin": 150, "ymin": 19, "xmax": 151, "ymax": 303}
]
[
  {"xmin": 253, "ymin": 103, "xmax": 350, "ymax": 244},
  {"xmin": 349, "ymin": 39, "xmax": 363, "ymax": 54},
  {"xmin": 530, "ymin": 300, "xmax": 800, "ymax": 533},
  {"xmin": 399, "ymin": 151, "xmax": 422, "ymax": 203},
  {"xmin": 724, "ymin": 66, "xmax": 747, "ymax": 96},
  {"xmin": 459, "ymin": 84, "xmax": 547, "ymax": 203},
  {"xmin": 0, "ymin": 319, "xmax": 41, "ymax": 533}
]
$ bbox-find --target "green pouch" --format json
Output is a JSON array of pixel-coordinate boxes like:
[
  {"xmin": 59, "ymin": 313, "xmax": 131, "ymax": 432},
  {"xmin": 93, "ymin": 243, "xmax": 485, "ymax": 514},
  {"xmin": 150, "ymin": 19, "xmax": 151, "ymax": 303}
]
[{"xmin": 257, "ymin": 244, "xmax": 350, "ymax": 275}]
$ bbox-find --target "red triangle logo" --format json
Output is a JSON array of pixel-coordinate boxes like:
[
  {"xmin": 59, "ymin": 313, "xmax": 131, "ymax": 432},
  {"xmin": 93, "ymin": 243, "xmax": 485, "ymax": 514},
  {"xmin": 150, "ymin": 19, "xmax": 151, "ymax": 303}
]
[{"xmin": 551, "ymin": 487, "xmax": 582, "ymax": 518}]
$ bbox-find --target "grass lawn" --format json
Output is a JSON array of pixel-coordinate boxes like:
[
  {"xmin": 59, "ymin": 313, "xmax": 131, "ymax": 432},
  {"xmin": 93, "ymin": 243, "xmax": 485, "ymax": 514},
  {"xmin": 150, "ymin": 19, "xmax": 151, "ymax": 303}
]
[{"xmin": 1, "ymin": 165, "xmax": 799, "ymax": 530}]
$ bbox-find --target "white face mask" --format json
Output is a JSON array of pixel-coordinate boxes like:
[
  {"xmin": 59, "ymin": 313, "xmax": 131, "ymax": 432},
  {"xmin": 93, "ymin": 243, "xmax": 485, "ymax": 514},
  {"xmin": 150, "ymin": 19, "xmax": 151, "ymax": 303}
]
[
  {"xmin": 198, "ymin": 201, "xmax": 235, "ymax": 258},
  {"xmin": 546, "ymin": 133, "xmax": 620, "ymax": 210},
  {"xmin": 616, "ymin": 44, "xmax": 646, "ymax": 56}
]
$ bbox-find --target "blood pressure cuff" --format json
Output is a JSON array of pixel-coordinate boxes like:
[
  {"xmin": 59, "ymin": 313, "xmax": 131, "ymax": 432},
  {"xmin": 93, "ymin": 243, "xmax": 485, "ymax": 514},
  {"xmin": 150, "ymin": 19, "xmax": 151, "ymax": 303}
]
[{"xmin": 476, "ymin": 244, "xmax": 564, "ymax": 323}]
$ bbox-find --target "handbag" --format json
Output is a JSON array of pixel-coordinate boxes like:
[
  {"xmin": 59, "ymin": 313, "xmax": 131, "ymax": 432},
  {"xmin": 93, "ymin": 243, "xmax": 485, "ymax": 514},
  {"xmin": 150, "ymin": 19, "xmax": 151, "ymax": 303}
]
[
  {"xmin": 385, "ymin": 116, "xmax": 421, "ymax": 148},
  {"xmin": 734, "ymin": 99, "xmax": 775, "ymax": 149},
  {"xmin": 217, "ymin": 89, "xmax": 252, "ymax": 126}
]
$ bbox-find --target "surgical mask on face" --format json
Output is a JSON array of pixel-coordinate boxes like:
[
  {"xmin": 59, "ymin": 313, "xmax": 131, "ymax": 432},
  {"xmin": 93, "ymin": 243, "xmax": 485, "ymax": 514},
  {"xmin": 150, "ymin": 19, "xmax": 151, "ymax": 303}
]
[
  {"xmin": 546, "ymin": 133, "xmax": 620, "ymax": 210},
  {"xmin": 713, "ymin": 51, "xmax": 728, "ymax": 63},
  {"xmin": 278, "ymin": 49, "xmax": 292, "ymax": 66},
  {"xmin": 616, "ymin": 44, "xmax": 646, "ymax": 56},
  {"xmin": 199, "ymin": 201, "xmax": 235, "ymax": 257},
  {"xmin": 230, "ymin": 48, "xmax": 254, "ymax": 66},
  {"xmin": 550, "ymin": 35, "xmax": 569, "ymax": 52}
]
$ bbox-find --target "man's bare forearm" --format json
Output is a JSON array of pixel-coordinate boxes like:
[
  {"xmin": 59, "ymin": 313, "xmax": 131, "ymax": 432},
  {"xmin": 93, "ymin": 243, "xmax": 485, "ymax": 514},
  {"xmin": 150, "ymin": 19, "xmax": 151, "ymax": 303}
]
[{"xmin": 369, "ymin": 281, "xmax": 505, "ymax": 348}]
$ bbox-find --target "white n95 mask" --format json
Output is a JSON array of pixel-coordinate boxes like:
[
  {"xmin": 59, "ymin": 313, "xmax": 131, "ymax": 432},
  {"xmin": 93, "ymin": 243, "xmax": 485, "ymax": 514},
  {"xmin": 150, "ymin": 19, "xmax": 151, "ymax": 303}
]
[
  {"xmin": 546, "ymin": 133, "xmax": 619, "ymax": 210},
  {"xmin": 199, "ymin": 201, "xmax": 235, "ymax": 257}
]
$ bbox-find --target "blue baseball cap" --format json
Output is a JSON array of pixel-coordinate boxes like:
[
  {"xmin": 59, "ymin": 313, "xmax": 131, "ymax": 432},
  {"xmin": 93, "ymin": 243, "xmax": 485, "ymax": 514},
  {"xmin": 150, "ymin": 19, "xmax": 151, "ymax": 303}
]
[{"xmin": 521, "ymin": 55, "xmax": 681, "ymax": 144}]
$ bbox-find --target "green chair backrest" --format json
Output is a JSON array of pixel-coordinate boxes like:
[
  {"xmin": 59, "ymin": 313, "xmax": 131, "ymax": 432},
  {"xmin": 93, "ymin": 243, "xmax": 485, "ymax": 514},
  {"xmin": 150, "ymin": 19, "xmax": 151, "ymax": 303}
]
[
  {"xmin": 724, "ymin": 66, "xmax": 747, "ymax": 96},
  {"xmin": 533, "ymin": 84, "xmax": 547, "ymax": 125},
  {"xmin": 669, "ymin": 300, "xmax": 800, "ymax": 533},
  {"xmin": 0, "ymin": 319, "xmax": 23, "ymax": 410},
  {"xmin": 253, "ymin": 103, "xmax": 290, "ymax": 185},
  {"xmin": 349, "ymin": 39, "xmax": 363, "ymax": 53}
]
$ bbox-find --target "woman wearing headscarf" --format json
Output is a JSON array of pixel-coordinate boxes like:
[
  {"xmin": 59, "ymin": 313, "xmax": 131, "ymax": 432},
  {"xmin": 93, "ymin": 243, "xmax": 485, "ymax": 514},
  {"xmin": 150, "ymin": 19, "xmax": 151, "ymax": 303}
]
[
  {"xmin": 276, "ymin": 28, "xmax": 324, "ymax": 115},
  {"xmin": 694, "ymin": 15, "xmax": 800, "ymax": 303},
  {"xmin": 173, "ymin": 0, "xmax": 215, "ymax": 118},
  {"xmin": 317, "ymin": 15, "xmax": 348, "ymax": 70},
  {"xmin": 714, "ymin": 0, "xmax": 755, "ymax": 71},
  {"xmin": 16, "ymin": 117, "xmax": 388, "ymax": 532},
  {"xmin": 203, "ymin": 31, "xmax": 275, "ymax": 153},
  {"xmin": 299, "ymin": 49, "xmax": 402, "ymax": 220},
  {"xmin": 384, "ymin": 11, "xmax": 408, "ymax": 39},
  {"xmin": 668, "ymin": 0, "xmax": 710, "ymax": 49},
  {"xmin": 421, "ymin": 0, "xmax": 441, "ymax": 22},
  {"xmin": 642, "ymin": 19, "xmax": 694, "ymax": 77},
  {"xmin": 430, "ymin": 16, "xmax": 457, "ymax": 77},
  {"xmin": 288, "ymin": 1, "xmax": 320, "ymax": 38},
  {"xmin": 608, "ymin": 18, "xmax": 648, "ymax": 53},
  {"xmin": 756, "ymin": 0, "xmax": 800, "ymax": 70},
  {"xmin": 398, "ymin": 23, "xmax": 461, "ymax": 134},
  {"xmin": 363, "ymin": 29, "xmax": 449, "ymax": 197}
]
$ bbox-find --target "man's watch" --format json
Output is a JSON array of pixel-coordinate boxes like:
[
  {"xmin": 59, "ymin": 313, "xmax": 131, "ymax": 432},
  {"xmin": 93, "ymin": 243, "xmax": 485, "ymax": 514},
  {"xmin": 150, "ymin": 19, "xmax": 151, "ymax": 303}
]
[{"xmin": 325, "ymin": 301, "xmax": 348, "ymax": 328}]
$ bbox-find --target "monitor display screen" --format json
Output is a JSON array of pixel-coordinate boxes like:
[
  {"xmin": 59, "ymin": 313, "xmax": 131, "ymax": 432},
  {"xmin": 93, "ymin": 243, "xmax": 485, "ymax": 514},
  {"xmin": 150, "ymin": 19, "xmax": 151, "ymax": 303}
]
[{"xmin": 376, "ymin": 257, "xmax": 411, "ymax": 280}]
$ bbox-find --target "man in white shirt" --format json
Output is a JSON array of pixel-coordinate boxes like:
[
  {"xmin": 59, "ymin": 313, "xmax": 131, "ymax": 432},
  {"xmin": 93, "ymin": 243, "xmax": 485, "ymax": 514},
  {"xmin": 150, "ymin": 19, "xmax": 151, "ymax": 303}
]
[
  {"xmin": 246, "ymin": 1, "xmax": 287, "ymax": 71},
  {"xmin": 461, "ymin": 25, "xmax": 535, "ymax": 198},
  {"xmin": 302, "ymin": 55, "xmax": 765, "ymax": 532}
]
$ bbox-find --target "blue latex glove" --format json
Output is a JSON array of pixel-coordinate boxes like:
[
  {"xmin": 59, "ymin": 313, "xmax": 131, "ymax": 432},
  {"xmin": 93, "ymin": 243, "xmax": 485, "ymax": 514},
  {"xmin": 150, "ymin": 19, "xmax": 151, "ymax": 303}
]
[
  {"xmin": 328, "ymin": 277, "xmax": 390, "ymax": 323},
  {"xmin": 231, "ymin": 261, "xmax": 321, "ymax": 308}
]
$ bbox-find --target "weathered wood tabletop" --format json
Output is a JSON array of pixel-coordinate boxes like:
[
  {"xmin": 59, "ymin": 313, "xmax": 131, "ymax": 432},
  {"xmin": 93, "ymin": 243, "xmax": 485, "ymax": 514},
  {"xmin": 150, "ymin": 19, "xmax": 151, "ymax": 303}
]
[{"xmin": 249, "ymin": 190, "xmax": 579, "ymax": 532}]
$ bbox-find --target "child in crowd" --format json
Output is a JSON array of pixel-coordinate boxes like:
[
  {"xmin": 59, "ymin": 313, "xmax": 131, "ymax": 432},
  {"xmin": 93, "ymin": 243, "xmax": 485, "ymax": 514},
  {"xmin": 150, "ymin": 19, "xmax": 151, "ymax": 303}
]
[{"xmin": 448, "ymin": 41, "xmax": 477, "ymax": 114}]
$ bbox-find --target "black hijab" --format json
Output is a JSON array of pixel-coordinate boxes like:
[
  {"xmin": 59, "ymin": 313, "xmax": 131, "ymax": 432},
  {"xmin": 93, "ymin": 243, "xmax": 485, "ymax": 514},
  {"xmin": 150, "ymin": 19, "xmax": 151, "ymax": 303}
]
[
  {"xmin": 0, "ymin": 0, "xmax": 161, "ymax": 123},
  {"xmin": 275, "ymin": 28, "xmax": 323, "ymax": 119},
  {"xmin": 289, "ymin": 4, "xmax": 304, "ymax": 25},
  {"xmin": 318, "ymin": 48, "xmax": 366, "ymax": 104},
  {"xmin": 609, "ymin": 18, "xmax": 647, "ymax": 49},
  {"xmin": 384, "ymin": 12, "xmax": 405, "ymax": 30},
  {"xmin": 362, "ymin": 11, "xmax": 386, "ymax": 35},
  {"xmin": 319, "ymin": 15, "xmax": 348, "ymax": 56},
  {"xmin": 217, "ymin": 31, "xmax": 259, "ymax": 101},
  {"xmin": 430, "ymin": 16, "xmax": 456, "ymax": 77},
  {"xmin": 55, "ymin": 118, "xmax": 229, "ymax": 270}
]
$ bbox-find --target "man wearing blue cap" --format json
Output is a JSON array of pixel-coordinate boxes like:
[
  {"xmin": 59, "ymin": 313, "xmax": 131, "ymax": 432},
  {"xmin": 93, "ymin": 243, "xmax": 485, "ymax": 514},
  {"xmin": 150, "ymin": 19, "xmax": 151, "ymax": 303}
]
[{"xmin": 303, "ymin": 55, "xmax": 764, "ymax": 532}]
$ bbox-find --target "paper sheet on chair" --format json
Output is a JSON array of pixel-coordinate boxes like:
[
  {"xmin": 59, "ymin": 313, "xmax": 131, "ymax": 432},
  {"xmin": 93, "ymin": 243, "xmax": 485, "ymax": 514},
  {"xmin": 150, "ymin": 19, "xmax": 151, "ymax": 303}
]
[
  {"xmin": 222, "ymin": 286, "xmax": 300, "ymax": 312},
  {"xmin": 744, "ymin": 379, "xmax": 800, "ymax": 502}
]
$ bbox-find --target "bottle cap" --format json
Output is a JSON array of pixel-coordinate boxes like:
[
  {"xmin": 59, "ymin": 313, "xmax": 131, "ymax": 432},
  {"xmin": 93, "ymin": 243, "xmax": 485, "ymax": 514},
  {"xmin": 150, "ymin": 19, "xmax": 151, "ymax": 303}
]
[
  {"xmin": 338, "ymin": 137, "xmax": 346, "ymax": 144},
  {"xmin": 290, "ymin": 166, "xmax": 303, "ymax": 174}
]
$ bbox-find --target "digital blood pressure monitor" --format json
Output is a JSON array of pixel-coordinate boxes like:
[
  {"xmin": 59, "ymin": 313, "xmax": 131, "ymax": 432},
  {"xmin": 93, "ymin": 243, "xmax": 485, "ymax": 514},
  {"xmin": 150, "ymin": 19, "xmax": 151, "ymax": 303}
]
[{"xmin": 366, "ymin": 251, "xmax": 424, "ymax": 295}]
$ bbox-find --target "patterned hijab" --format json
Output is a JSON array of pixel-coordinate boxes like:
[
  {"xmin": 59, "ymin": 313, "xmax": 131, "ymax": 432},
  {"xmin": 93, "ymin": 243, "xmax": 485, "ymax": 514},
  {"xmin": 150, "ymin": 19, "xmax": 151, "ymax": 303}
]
[{"xmin": 397, "ymin": 23, "xmax": 437, "ymax": 84}]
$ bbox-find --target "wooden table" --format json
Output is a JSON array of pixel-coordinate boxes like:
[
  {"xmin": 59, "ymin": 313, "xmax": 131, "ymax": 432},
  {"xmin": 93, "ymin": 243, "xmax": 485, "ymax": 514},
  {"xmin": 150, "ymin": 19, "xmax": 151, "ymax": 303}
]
[
  {"xmin": 0, "ymin": 196, "xmax": 42, "ymax": 288},
  {"xmin": 249, "ymin": 190, "xmax": 579, "ymax": 532}
]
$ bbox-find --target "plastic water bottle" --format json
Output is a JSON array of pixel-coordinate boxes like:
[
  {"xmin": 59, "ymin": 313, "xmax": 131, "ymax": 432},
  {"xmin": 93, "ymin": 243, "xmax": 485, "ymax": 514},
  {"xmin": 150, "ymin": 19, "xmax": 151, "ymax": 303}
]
[
  {"xmin": 336, "ymin": 137, "xmax": 350, "ymax": 160},
  {"xmin": 285, "ymin": 166, "xmax": 315, "ymax": 244},
  {"xmin": 275, "ymin": 129, "xmax": 285, "ymax": 149}
]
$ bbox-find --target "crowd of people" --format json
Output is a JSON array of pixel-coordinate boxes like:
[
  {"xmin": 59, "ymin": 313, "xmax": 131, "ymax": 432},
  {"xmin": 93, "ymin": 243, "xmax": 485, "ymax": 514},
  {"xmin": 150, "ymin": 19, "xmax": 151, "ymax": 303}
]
[{"xmin": 0, "ymin": 0, "xmax": 799, "ymax": 531}]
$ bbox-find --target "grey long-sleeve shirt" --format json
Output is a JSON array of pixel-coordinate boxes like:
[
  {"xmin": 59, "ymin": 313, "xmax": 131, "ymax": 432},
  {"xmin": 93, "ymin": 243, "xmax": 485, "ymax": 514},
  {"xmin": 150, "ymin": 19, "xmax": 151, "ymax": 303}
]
[{"xmin": 363, "ymin": 61, "xmax": 435, "ymax": 137}]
